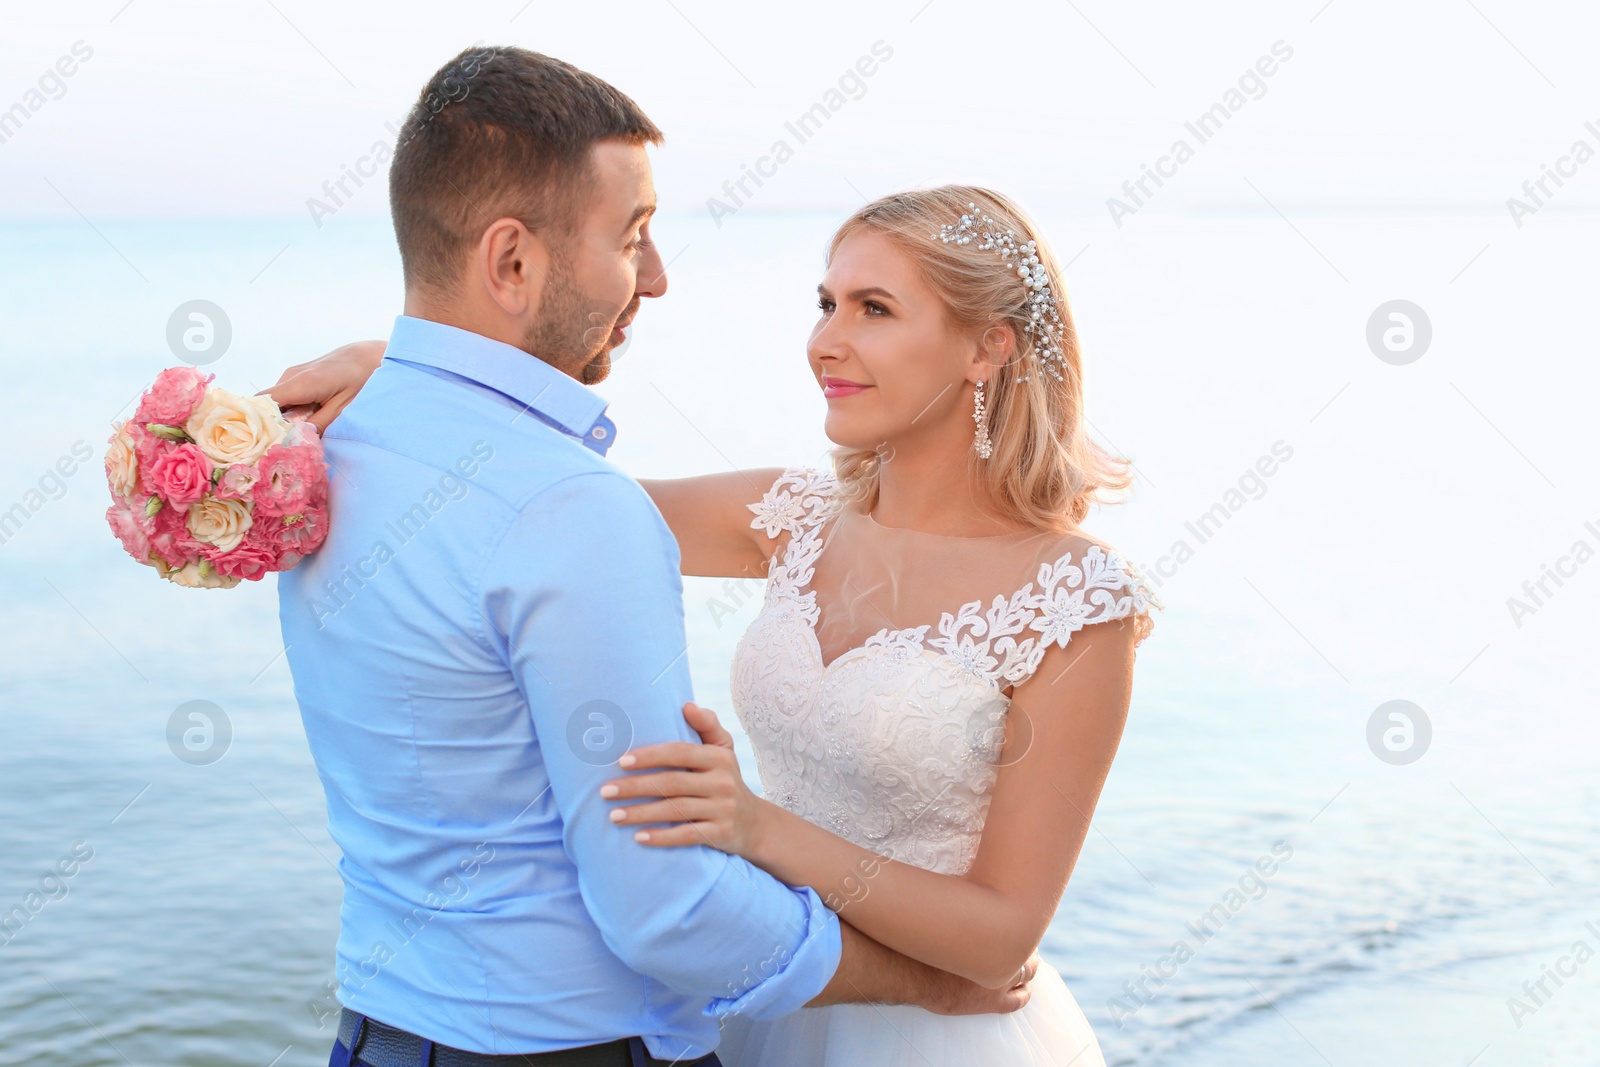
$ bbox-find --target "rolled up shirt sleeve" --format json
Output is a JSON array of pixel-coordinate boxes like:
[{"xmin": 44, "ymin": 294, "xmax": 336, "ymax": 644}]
[{"xmin": 482, "ymin": 470, "xmax": 841, "ymax": 1020}]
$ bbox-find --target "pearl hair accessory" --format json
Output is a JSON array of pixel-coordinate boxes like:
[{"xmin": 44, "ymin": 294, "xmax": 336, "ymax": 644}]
[{"xmin": 935, "ymin": 203, "xmax": 1068, "ymax": 382}]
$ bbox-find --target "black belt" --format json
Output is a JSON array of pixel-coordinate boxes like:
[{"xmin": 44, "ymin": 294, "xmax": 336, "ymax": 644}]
[{"xmin": 334, "ymin": 1009, "xmax": 718, "ymax": 1067}]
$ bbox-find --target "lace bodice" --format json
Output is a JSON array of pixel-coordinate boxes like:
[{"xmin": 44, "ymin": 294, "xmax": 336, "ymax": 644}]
[{"xmin": 730, "ymin": 467, "xmax": 1158, "ymax": 877}]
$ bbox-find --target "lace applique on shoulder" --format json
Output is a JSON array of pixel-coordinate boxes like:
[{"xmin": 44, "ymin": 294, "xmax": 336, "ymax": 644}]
[
  {"xmin": 749, "ymin": 467, "xmax": 840, "ymax": 626},
  {"xmin": 747, "ymin": 466, "xmax": 838, "ymax": 540},
  {"xmin": 1015, "ymin": 544, "xmax": 1159, "ymax": 678},
  {"xmin": 925, "ymin": 543, "xmax": 1161, "ymax": 688}
]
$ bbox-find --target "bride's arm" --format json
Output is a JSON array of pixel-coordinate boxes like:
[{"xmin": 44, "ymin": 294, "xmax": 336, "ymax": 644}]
[
  {"xmin": 636, "ymin": 471, "xmax": 785, "ymax": 579},
  {"xmin": 601, "ymin": 617, "xmax": 1139, "ymax": 990}
]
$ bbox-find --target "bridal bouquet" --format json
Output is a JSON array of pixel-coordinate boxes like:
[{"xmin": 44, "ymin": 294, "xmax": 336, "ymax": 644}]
[{"xmin": 104, "ymin": 366, "xmax": 329, "ymax": 588}]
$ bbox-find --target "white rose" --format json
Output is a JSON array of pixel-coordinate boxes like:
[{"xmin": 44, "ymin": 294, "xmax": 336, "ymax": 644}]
[
  {"xmin": 185, "ymin": 389, "xmax": 287, "ymax": 466},
  {"xmin": 187, "ymin": 496, "xmax": 253, "ymax": 553},
  {"xmin": 165, "ymin": 560, "xmax": 240, "ymax": 589},
  {"xmin": 105, "ymin": 422, "xmax": 139, "ymax": 500}
]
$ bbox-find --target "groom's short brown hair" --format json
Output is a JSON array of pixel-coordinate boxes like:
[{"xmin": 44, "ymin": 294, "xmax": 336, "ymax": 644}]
[{"xmin": 389, "ymin": 46, "xmax": 662, "ymax": 293}]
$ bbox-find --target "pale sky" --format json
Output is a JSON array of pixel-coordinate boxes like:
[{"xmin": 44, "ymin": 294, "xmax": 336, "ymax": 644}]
[{"xmin": 2, "ymin": 0, "xmax": 1597, "ymax": 223}]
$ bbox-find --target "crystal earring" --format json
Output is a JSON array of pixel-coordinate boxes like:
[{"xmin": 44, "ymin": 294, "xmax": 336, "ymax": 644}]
[{"xmin": 972, "ymin": 380, "xmax": 993, "ymax": 460}]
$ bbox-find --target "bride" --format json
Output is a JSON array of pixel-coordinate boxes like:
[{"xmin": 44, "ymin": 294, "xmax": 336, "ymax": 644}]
[{"xmin": 271, "ymin": 185, "xmax": 1156, "ymax": 1066}]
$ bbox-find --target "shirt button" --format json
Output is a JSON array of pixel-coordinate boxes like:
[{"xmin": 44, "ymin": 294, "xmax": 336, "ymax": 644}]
[{"xmin": 591, "ymin": 426, "xmax": 608, "ymax": 440}]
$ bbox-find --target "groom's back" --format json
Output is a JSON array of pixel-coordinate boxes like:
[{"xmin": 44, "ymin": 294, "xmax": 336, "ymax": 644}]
[
  {"xmin": 276, "ymin": 351, "xmax": 611, "ymax": 1043},
  {"xmin": 278, "ymin": 338, "xmax": 721, "ymax": 1053}
]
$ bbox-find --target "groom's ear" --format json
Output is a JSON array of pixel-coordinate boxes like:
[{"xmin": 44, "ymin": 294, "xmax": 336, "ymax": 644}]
[{"xmin": 476, "ymin": 217, "xmax": 552, "ymax": 319}]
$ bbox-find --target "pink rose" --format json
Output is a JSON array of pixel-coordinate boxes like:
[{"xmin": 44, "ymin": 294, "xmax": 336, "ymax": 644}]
[
  {"xmin": 135, "ymin": 366, "xmax": 212, "ymax": 428},
  {"xmin": 131, "ymin": 423, "xmax": 174, "ymax": 497},
  {"xmin": 148, "ymin": 500, "xmax": 202, "ymax": 569},
  {"xmin": 215, "ymin": 463, "xmax": 259, "ymax": 501},
  {"xmin": 105, "ymin": 501, "xmax": 154, "ymax": 566},
  {"xmin": 286, "ymin": 423, "xmax": 328, "ymax": 511},
  {"xmin": 209, "ymin": 537, "xmax": 277, "ymax": 581},
  {"xmin": 276, "ymin": 504, "xmax": 327, "ymax": 557},
  {"xmin": 148, "ymin": 443, "xmax": 213, "ymax": 510},
  {"xmin": 254, "ymin": 443, "xmax": 323, "ymax": 519}
]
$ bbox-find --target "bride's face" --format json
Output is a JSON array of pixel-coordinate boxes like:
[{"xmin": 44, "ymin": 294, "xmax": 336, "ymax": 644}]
[{"xmin": 808, "ymin": 231, "xmax": 978, "ymax": 453}]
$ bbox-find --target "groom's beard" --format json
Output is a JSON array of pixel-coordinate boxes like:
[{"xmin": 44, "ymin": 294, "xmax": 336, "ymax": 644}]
[
  {"xmin": 580, "ymin": 296, "xmax": 640, "ymax": 385},
  {"xmin": 522, "ymin": 256, "xmax": 632, "ymax": 385}
]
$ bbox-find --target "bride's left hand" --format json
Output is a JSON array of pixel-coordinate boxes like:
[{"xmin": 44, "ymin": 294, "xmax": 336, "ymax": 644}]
[
  {"xmin": 259, "ymin": 339, "xmax": 387, "ymax": 432},
  {"xmin": 599, "ymin": 702, "xmax": 767, "ymax": 857}
]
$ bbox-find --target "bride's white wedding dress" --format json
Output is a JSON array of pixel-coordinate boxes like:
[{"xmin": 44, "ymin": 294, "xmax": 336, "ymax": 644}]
[{"xmin": 717, "ymin": 468, "xmax": 1156, "ymax": 1067}]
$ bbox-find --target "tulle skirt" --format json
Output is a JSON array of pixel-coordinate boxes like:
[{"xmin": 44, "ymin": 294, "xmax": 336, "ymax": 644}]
[{"xmin": 717, "ymin": 960, "xmax": 1105, "ymax": 1067}]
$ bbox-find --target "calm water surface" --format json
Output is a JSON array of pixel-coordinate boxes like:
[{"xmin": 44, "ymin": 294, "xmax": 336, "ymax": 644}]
[{"xmin": 2, "ymin": 213, "xmax": 1596, "ymax": 1065}]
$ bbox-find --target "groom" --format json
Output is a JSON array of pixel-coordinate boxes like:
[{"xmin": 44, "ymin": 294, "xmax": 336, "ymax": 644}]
[{"xmin": 275, "ymin": 46, "xmax": 1025, "ymax": 1067}]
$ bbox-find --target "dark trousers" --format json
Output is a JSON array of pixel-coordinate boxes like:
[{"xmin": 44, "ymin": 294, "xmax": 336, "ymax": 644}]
[{"xmin": 329, "ymin": 1010, "xmax": 722, "ymax": 1067}]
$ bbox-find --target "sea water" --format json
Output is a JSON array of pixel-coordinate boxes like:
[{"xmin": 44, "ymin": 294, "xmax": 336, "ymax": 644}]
[{"xmin": 1, "ymin": 209, "xmax": 1595, "ymax": 1065}]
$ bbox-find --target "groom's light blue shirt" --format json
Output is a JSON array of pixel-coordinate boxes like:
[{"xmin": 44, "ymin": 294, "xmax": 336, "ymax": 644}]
[{"xmin": 279, "ymin": 315, "xmax": 841, "ymax": 1059}]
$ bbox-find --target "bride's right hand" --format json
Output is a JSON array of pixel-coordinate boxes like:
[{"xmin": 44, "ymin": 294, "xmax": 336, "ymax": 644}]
[
  {"xmin": 928, "ymin": 949, "xmax": 1039, "ymax": 1016},
  {"xmin": 260, "ymin": 339, "xmax": 387, "ymax": 432}
]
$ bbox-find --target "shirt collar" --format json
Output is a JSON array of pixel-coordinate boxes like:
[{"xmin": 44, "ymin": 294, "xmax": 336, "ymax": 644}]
[{"xmin": 383, "ymin": 315, "xmax": 617, "ymax": 456}]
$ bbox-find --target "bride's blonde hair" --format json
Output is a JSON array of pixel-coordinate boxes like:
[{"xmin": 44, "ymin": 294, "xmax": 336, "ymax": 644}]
[{"xmin": 827, "ymin": 185, "xmax": 1131, "ymax": 530}]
